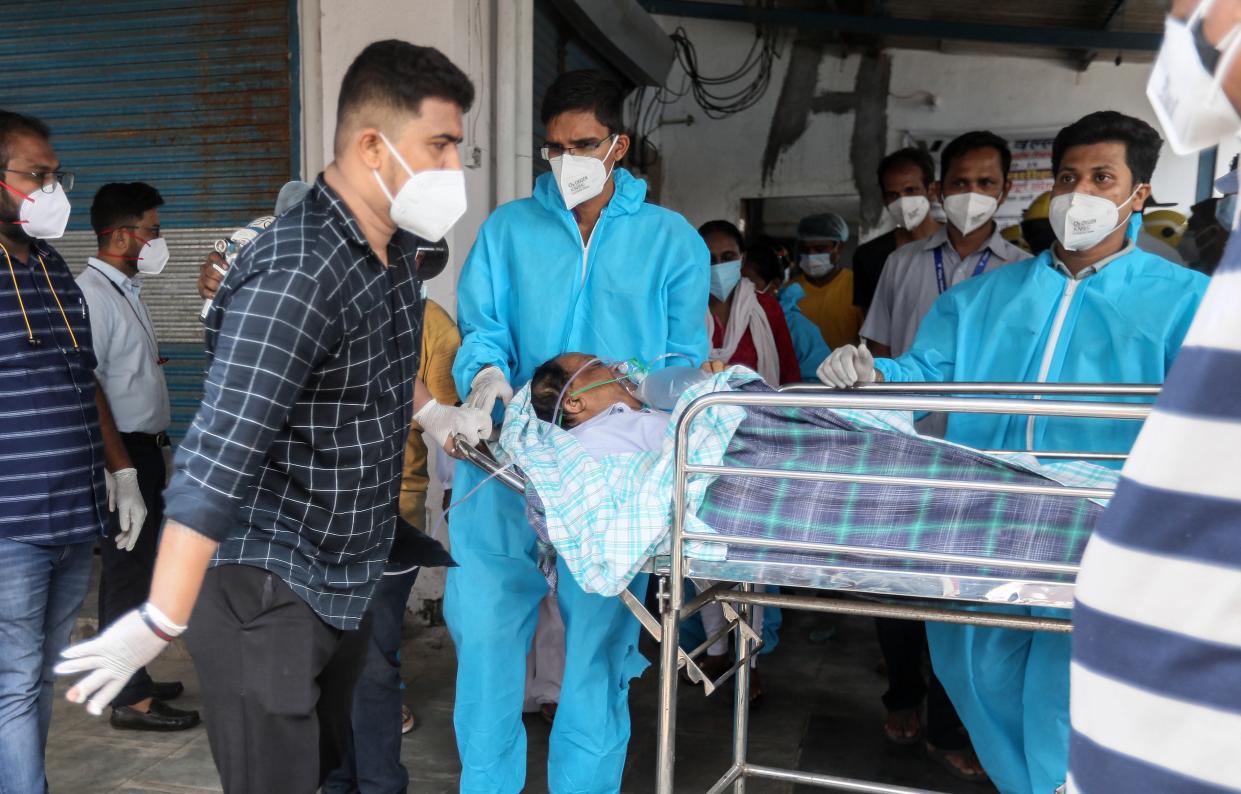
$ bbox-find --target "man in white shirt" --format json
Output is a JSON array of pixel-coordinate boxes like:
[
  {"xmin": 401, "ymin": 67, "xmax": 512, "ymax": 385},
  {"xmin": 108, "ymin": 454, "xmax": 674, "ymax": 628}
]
[
  {"xmin": 862, "ymin": 131, "xmax": 1028, "ymax": 360},
  {"xmin": 76, "ymin": 182, "xmax": 199, "ymax": 732}
]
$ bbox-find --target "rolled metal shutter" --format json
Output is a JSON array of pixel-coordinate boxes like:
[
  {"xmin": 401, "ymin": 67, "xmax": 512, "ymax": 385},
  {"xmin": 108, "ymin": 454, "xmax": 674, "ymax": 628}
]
[{"xmin": 0, "ymin": 0, "xmax": 297, "ymax": 439}]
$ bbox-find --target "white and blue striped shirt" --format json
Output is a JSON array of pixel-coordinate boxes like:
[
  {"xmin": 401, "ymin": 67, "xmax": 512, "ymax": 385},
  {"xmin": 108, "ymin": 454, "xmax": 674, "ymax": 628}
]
[{"xmin": 1069, "ymin": 227, "xmax": 1241, "ymax": 793}]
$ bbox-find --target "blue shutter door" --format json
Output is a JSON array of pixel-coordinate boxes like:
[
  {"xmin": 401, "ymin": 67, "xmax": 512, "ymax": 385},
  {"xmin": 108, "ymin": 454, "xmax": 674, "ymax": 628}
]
[
  {"xmin": 1, "ymin": 0, "xmax": 295, "ymax": 228},
  {"xmin": 0, "ymin": 0, "xmax": 296, "ymax": 442}
]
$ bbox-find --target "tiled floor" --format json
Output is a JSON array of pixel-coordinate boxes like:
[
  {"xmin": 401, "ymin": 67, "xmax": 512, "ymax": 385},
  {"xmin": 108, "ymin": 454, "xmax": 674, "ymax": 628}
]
[{"xmin": 48, "ymin": 608, "xmax": 995, "ymax": 793}]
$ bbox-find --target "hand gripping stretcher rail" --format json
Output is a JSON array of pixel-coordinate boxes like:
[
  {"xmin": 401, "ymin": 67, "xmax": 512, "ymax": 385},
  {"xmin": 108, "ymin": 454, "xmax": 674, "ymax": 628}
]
[{"xmin": 455, "ymin": 382, "xmax": 1158, "ymax": 794}]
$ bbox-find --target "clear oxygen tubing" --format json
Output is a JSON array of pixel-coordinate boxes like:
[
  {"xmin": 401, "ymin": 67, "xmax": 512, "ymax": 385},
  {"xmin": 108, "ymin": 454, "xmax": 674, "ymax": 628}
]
[
  {"xmin": 447, "ymin": 355, "xmax": 616, "ymax": 517},
  {"xmin": 548, "ymin": 351, "xmax": 701, "ymax": 429},
  {"xmin": 429, "ymin": 438, "xmax": 521, "ymax": 523},
  {"xmin": 389, "ymin": 436, "xmax": 521, "ymax": 573}
]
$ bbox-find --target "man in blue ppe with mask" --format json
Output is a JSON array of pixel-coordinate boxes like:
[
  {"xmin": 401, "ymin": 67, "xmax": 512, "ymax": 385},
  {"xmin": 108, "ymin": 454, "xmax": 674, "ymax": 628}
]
[
  {"xmin": 1070, "ymin": 2, "xmax": 1241, "ymax": 792},
  {"xmin": 446, "ymin": 70, "xmax": 709, "ymax": 793},
  {"xmin": 819, "ymin": 110, "xmax": 1209, "ymax": 794}
]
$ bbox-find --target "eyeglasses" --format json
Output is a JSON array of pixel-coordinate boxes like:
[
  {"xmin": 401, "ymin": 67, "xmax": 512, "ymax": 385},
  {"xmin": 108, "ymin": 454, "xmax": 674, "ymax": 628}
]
[
  {"xmin": 115, "ymin": 224, "xmax": 161, "ymax": 240},
  {"xmin": 2, "ymin": 169, "xmax": 74, "ymax": 194},
  {"xmin": 539, "ymin": 134, "xmax": 616, "ymax": 161}
]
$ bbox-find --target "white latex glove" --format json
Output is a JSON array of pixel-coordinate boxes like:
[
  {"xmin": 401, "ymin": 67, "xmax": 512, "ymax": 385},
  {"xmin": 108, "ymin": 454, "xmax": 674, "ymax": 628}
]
[
  {"xmin": 816, "ymin": 342, "xmax": 876, "ymax": 388},
  {"xmin": 55, "ymin": 604, "xmax": 182, "ymax": 715},
  {"xmin": 464, "ymin": 366, "xmax": 513, "ymax": 415},
  {"xmin": 415, "ymin": 399, "xmax": 491, "ymax": 454},
  {"xmin": 106, "ymin": 468, "xmax": 147, "ymax": 552}
]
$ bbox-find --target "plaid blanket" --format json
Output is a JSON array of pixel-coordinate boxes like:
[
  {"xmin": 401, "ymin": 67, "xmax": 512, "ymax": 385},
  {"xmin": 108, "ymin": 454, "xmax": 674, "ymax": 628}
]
[
  {"xmin": 698, "ymin": 384, "xmax": 1108, "ymax": 580},
  {"xmin": 502, "ymin": 377, "xmax": 1114, "ymax": 595}
]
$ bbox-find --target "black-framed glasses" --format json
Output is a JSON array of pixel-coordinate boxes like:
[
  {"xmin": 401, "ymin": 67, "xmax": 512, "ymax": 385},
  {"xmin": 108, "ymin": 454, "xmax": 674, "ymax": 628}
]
[
  {"xmin": 539, "ymin": 134, "xmax": 616, "ymax": 161},
  {"xmin": 2, "ymin": 169, "xmax": 74, "ymax": 194},
  {"xmin": 118, "ymin": 224, "xmax": 162, "ymax": 239}
]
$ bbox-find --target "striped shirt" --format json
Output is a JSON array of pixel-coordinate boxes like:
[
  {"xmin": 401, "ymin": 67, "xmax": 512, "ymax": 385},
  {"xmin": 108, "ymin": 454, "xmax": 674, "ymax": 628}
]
[
  {"xmin": 1068, "ymin": 226, "xmax": 1241, "ymax": 793},
  {"xmin": 0, "ymin": 239, "xmax": 106, "ymax": 544},
  {"xmin": 163, "ymin": 177, "xmax": 423, "ymax": 629}
]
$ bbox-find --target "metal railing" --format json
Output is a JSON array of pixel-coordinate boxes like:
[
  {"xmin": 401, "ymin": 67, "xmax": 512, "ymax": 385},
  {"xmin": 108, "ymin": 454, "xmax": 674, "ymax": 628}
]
[{"xmin": 655, "ymin": 385, "xmax": 1154, "ymax": 794}]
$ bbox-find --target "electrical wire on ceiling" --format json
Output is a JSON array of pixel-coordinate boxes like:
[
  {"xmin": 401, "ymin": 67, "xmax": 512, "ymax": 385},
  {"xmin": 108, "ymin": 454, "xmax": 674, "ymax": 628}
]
[
  {"xmin": 667, "ymin": 17, "xmax": 782, "ymax": 120},
  {"xmin": 628, "ymin": 1, "xmax": 784, "ymax": 171}
]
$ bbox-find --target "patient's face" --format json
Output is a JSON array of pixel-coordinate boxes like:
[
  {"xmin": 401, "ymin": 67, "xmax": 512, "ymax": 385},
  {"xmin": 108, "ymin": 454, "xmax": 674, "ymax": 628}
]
[{"xmin": 559, "ymin": 353, "xmax": 642, "ymax": 424}]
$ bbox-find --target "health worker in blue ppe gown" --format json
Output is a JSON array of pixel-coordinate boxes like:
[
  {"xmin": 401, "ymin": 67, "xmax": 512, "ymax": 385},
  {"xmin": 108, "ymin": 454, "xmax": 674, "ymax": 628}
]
[
  {"xmin": 445, "ymin": 70, "xmax": 710, "ymax": 794},
  {"xmin": 818, "ymin": 110, "xmax": 1209, "ymax": 794}
]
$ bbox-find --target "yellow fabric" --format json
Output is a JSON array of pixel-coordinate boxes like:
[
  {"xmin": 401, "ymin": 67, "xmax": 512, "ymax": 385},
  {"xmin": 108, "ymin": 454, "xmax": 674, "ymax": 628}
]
[
  {"xmin": 418, "ymin": 300, "xmax": 462, "ymax": 406},
  {"xmin": 400, "ymin": 299, "xmax": 462, "ymax": 525},
  {"xmin": 399, "ymin": 489, "xmax": 428, "ymax": 533},
  {"xmin": 1024, "ymin": 190, "xmax": 1052, "ymax": 221},
  {"xmin": 793, "ymin": 270, "xmax": 864, "ymax": 349}
]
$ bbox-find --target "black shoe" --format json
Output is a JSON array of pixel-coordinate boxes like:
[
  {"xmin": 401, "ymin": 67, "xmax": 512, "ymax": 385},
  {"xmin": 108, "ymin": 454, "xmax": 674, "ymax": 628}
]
[
  {"xmin": 149, "ymin": 680, "xmax": 184, "ymax": 701},
  {"xmin": 110, "ymin": 700, "xmax": 201, "ymax": 732}
]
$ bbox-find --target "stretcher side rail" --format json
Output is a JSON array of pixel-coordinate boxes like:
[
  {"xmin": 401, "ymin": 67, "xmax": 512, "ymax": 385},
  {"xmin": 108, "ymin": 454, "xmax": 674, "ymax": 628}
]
[{"xmin": 656, "ymin": 384, "xmax": 1156, "ymax": 794}]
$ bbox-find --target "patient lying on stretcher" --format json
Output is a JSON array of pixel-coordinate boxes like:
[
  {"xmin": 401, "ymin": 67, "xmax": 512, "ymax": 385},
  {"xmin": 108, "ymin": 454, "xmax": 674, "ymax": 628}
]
[
  {"xmin": 527, "ymin": 353, "xmax": 725, "ymax": 458},
  {"xmin": 499, "ymin": 352, "xmax": 1117, "ymax": 603}
]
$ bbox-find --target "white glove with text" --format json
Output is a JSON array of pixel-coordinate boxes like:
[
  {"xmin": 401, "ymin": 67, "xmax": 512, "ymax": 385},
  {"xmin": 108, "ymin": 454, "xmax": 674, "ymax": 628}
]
[
  {"xmin": 105, "ymin": 468, "xmax": 147, "ymax": 552},
  {"xmin": 816, "ymin": 343, "xmax": 877, "ymax": 388}
]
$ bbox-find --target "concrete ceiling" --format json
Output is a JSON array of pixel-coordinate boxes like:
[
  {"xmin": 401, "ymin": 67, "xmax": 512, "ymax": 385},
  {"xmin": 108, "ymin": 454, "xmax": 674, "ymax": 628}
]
[{"xmin": 642, "ymin": 0, "xmax": 1167, "ymax": 69}]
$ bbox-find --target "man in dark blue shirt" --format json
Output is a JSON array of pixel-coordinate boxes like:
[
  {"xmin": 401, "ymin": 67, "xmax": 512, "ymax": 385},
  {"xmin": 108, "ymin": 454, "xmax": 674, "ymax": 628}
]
[
  {"xmin": 0, "ymin": 110, "xmax": 141, "ymax": 794},
  {"xmin": 56, "ymin": 42, "xmax": 488, "ymax": 792}
]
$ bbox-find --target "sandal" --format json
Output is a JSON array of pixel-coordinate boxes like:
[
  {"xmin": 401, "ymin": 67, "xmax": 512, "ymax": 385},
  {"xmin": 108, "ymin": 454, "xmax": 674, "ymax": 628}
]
[
  {"xmin": 925, "ymin": 742, "xmax": 989, "ymax": 784},
  {"xmin": 882, "ymin": 708, "xmax": 923, "ymax": 746}
]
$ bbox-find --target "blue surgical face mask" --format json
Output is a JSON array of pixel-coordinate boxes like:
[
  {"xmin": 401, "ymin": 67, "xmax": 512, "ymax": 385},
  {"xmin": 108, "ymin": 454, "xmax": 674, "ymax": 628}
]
[{"xmin": 709, "ymin": 259, "xmax": 743, "ymax": 301}]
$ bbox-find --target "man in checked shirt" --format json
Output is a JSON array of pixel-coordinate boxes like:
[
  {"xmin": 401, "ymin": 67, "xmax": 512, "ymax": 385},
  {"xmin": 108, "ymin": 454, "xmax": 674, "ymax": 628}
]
[{"xmin": 55, "ymin": 41, "xmax": 490, "ymax": 793}]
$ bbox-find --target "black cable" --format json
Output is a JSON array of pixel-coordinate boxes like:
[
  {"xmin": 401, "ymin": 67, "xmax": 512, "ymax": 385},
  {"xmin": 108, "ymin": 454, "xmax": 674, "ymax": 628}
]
[
  {"xmin": 631, "ymin": 1, "xmax": 781, "ymax": 168},
  {"xmin": 665, "ymin": 8, "xmax": 781, "ymax": 121}
]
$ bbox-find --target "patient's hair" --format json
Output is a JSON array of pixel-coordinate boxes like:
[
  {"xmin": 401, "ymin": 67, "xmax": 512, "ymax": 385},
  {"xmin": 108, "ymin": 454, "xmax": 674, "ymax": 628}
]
[{"xmin": 531, "ymin": 358, "xmax": 576, "ymax": 427}]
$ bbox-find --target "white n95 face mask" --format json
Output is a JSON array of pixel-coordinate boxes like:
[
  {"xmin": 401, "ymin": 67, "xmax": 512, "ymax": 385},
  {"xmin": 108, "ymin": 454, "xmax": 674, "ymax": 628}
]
[
  {"xmin": 887, "ymin": 196, "xmax": 931, "ymax": 230},
  {"xmin": 1147, "ymin": 1, "xmax": 1241, "ymax": 155},
  {"xmin": 550, "ymin": 135, "xmax": 618, "ymax": 211},
  {"xmin": 135, "ymin": 237, "xmax": 170, "ymax": 275},
  {"xmin": 11, "ymin": 181, "xmax": 72, "ymax": 239},
  {"xmin": 943, "ymin": 192, "xmax": 999, "ymax": 236},
  {"xmin": 374, "ymin": 132, "xmax": 468, "ymax": 242},
  {"xmin": 1049, "ymin": 188, "xmax": 1141, "ymax": 252},
  {"xmin": 799, "ymin": 252, "xmax": 834, "ymax": 278}
]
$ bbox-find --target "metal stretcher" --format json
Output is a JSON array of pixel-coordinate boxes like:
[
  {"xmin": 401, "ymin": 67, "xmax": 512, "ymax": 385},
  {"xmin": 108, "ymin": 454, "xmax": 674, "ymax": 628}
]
[{"xmin": 457, "ymin": 383, "xmax": 1158, "ymax": 794}]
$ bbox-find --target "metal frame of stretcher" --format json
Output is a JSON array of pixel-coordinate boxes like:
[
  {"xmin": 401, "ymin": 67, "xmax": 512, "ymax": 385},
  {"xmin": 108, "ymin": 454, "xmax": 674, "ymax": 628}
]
[
  {"xmin": 455, "ymin": 382, "xmax": 1160, "ymax": 794},
  {"xmin": 656, "ymin": 383, "xmax": 1158, "ymax": 794}
]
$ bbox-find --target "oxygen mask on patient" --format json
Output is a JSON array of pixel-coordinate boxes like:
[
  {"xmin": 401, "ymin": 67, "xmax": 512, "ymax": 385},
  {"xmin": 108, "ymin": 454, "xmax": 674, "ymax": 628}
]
[{"xmin": 552, "ymin": 353, "xmax": 711, "ymax": 428}]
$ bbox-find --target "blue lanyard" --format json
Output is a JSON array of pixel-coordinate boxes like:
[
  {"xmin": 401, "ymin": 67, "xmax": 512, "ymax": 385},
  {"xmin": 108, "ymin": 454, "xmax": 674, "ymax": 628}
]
[{"xmin": 933, "ymin": 247, "xmax": 992, "ymax": 294}]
